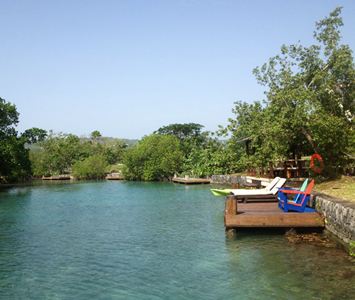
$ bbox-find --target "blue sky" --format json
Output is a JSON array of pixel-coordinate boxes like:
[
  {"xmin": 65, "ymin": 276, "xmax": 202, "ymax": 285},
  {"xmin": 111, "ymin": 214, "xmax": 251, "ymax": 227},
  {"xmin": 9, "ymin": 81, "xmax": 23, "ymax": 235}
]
[{"xmin": 1, "ymin": 0, "xmax": 355, "ymax": 139}]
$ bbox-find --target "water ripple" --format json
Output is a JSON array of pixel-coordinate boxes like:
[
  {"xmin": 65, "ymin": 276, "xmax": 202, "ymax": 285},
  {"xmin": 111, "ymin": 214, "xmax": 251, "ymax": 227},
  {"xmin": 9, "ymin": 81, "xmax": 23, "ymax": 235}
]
[{"xmin": 0, "ymin": 181, "xmax": 354, "ymax": 299}]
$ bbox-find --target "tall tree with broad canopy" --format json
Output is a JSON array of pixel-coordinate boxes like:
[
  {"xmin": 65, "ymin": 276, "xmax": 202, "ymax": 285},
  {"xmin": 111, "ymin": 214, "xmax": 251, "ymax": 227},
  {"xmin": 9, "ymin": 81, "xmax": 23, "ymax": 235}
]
[
  {"xmin": 122, "ymin": 134, "xmax": 184, "ymax": 181},
  {"xmin": 155, "ymin": 123, "xmax": 208, "ymax": 156},
  {"xmin": 0, "ymin": 97, "xmax": 47, "ymax": 182},
  {"xmin": 34, "ymin": 131, "xmax": 84, "ymax": 175},
  {"xmin": 222, "ymin": 7, "xmax": 355, "ymax": 175},
  {"xmin": 155, "ymin": 123, "xmax": 204, "ymax": 140}
]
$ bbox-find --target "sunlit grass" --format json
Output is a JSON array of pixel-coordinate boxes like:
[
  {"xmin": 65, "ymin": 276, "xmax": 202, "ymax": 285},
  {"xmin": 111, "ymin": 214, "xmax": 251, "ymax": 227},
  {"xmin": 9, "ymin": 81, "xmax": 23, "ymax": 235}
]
[
  {"xmin": 314, "ymin": 176, "xmax": 355, "ymax": 202},
  {"xmin": 229, "ymin": 172, "xmax": 248, "ymax": 176}
]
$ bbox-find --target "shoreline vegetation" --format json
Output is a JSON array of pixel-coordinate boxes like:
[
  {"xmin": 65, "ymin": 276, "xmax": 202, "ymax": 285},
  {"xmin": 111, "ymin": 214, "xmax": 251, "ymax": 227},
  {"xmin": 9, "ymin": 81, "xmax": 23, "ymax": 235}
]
[
  {"xmin": 1, "ymin": 8, "xmax": 354, "ymax": 194},
  {"xmin": 1, "ymin": 8, "xmax": 355, "ymax": 287}
]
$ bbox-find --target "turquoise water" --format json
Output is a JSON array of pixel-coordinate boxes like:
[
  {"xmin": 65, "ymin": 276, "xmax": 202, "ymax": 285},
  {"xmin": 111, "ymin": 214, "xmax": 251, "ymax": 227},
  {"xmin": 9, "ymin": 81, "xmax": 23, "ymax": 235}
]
[{"xmin": 0, "ymin": 181, "xmax": 355, "ymax": 299}]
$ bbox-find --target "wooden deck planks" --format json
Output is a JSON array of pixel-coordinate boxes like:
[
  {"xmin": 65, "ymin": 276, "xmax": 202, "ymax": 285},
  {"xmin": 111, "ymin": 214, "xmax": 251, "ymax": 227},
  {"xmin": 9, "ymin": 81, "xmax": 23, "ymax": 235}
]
[{"xmin": 225, "ymin": 202, "xmax": 324, "ymax": 228}]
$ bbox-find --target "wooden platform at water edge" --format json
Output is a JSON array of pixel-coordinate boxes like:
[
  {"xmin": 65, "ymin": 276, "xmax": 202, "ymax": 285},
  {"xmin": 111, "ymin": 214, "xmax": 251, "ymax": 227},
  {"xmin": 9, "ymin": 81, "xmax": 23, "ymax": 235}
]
[
  {"xmin": 172, "ymin": 178, "xmax": 211, "ymax": 184},
  {"xmin": 106, "ymin": 176, "xmax": 124, "ymax": 180},
  {"xmin": 42, "ymin": 176, "xmax": 71, "ymax": 180},
  {"xmin": 224, "ymin": 202, "xmax": 324, "ymax": 229}
]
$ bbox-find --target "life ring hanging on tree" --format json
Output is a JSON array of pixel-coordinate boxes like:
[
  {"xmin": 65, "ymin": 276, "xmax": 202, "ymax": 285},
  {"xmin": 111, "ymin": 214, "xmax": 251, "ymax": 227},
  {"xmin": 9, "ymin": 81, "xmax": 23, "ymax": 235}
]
[{"xmin": 311, "ymin": 154, "xmax": 324, "ymax": 174}]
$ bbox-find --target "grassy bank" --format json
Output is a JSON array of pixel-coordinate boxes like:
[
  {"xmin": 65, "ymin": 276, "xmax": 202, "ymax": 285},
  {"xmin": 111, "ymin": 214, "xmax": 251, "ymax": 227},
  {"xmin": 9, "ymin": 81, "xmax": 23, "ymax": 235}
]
[{"xmin": 313, "ymin": 176, "xmax": 355, "ymax": 203}]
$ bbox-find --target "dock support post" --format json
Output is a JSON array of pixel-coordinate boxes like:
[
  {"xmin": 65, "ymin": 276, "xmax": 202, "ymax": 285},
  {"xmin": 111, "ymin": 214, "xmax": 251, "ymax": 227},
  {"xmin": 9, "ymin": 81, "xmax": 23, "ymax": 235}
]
[
  {"xmin": 231, "ymin": 183, "xmax": 239, "ymax": 189},
  {"xmin": 225, "ymin": 194, "xmax": 238, "ymax": 215},
  {"xmin": 225, "ymin": 194, "xmax": 238, "ymax": 234}
]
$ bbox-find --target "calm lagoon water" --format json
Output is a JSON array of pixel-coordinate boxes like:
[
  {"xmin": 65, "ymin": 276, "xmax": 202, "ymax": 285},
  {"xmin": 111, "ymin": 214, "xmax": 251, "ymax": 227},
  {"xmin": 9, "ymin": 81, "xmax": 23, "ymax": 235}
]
[{"xmin": 0, "ymin": 180, "xmax": 355, "ymax": 299}]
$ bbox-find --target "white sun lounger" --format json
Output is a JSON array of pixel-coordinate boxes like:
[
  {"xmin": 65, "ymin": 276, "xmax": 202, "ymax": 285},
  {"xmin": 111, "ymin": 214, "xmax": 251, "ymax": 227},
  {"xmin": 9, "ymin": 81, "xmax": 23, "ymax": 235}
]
[
  {"xmin": 230, "ymin": 178, "xmax": 287, "ymax": 203},
  {"xmin": 228, "ymin": 177, "xmax": 282, "ymax": 195},
  {"xmin": 210, "ymin": 177, "xmax": 283, "ymax": 197}
]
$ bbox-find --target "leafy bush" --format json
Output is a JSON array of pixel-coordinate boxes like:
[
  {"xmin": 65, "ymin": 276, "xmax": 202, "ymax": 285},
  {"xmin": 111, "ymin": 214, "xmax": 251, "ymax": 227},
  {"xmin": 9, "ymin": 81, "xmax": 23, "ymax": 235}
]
[
  {"xmin": 122, "ymin": 134, "xmax": 183, "ymax": 181},
  {"xmin": 72, "ymin": 154, "xmax": 108, "ymax": 179},
  {"xmin": 183, "ymin": 138, "xmax": 245, "ymax": 176}
]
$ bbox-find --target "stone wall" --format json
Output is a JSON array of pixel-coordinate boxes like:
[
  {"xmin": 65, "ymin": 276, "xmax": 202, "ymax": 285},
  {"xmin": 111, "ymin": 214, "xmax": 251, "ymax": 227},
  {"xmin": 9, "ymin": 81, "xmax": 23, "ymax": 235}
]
[
  {"xmin": 211, "ymin": 175, "xmax": 240, "ymax": 185},
  {"xmin": 309, "ymin": 192, "xmax": 355, "ymax": 244},
  {"xmin": 211, "ymin": 175, "xmax": 273, "ymax": 187}
]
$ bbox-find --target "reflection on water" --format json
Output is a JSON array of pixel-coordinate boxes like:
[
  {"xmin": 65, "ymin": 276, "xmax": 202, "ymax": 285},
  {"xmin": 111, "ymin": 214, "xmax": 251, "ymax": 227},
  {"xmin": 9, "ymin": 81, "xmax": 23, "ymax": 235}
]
[
  {"xmin": 0, "ymin": 181, "xmax": 354, "ymax": 299},
  {"xmin": 225, "ymin": 232, "xmax": 355, "ymax": 299}
]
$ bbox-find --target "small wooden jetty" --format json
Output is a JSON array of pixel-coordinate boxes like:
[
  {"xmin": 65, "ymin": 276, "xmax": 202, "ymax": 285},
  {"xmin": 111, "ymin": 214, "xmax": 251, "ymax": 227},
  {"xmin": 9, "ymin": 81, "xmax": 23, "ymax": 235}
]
[
  {"xmin": 106, "ymin": 173, "xmax": 124, "ymax": 180},
  {"xmin": 225, "ymin": 201, "xmax": 324, "ymax": 229},
  {"xmin": 106, "ymin": 176, "xmax": 124, "ymax": 180},
  {"xmin": 172, "ymin": 178, "xmax": 210, "ymax": 184},
  {"xmin": 42, "ymin": 175, "xmax": 71, "ymax": 180}
]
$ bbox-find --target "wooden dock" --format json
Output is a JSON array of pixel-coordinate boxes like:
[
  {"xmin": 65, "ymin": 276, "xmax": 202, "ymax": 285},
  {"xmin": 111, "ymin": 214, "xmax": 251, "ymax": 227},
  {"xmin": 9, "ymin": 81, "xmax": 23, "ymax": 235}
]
[
  {"xmin": 106, "ymin": 176, "xmax": 124, "ymax": 180},
  {"xmin": 225, "ymin": 202, "xmax": 324, "ymax": 228},
  {"xmin": 172, "ymin": 178, "xmax": 211, "ymax": 184},
  {"xmin": 42, "ymin": 176, "xmax": 71, "ymax": 180}
]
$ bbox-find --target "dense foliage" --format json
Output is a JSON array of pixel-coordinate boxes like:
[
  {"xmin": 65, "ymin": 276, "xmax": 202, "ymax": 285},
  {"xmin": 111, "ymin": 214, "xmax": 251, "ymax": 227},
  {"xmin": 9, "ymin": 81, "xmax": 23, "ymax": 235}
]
[
  {"xmin": 122, "ymin": 134, "xmax": 184, "ymax": 181},
  {"xmin": 181, "ymin": 137, "xmax": 245, "ymax": 177},
  {"xmin": 154, "ymin": 123, "xmax": 204, "ymax": 140},
  {"xmin": 153, "ymin": 123, "xmax": 244, "ymax": 178},
  {"xmin": 220, "ymin": 7, "xmax": 355, "ymax": 177},
  {"xmin": 155, "ymin": 123, "xmax": 209, "ymax": 157},
  {"xmin": 3, "ymin": 8, "xmax": 353, "ymax": 182},
  {"xmin": 0, "ymin": 97, "xmax": 47, "ymax": 182},
  {"xmin": 30, "ymin": 131, "xmax": 127, "ymax": 178},
  {"xmin": 72, "ymin": 154, "xmax": 109, "ymax": 179}
]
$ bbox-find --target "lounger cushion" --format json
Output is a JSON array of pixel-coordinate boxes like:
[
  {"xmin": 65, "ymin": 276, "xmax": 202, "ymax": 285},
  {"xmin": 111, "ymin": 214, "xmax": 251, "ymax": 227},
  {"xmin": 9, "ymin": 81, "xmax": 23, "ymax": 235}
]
[
  {"xmin": 270, "ymin": 178, "xmax": 287, "ymax": 195},
  {"xmin": 264, "ymin": 177, "xmax": 280, "ymax": 191}
]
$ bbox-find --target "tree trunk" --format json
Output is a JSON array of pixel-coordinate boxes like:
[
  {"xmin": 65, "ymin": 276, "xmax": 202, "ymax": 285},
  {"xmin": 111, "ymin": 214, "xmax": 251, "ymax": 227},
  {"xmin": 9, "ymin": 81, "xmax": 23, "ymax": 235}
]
[
  {"xmin": 297, "ymin": 143, "xmax": 303, "ymax": 178},
  {"xmin": 301, "ymin": 126, "xmax": 318, "ymax": 153},
  {"xmin": 246, "ymin": 140, "xmax": 250, "ymax": 158},
  {"xmin": 269, "ymin": 162, "xmax": 274, "ymax": 179}
]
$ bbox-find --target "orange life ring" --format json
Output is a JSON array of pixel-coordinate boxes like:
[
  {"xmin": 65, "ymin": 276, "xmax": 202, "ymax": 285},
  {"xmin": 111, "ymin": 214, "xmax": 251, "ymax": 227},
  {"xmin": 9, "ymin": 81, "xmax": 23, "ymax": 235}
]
[{"xmin": 311, "ymin": 154, "xmax": 324, "ymax": 174}]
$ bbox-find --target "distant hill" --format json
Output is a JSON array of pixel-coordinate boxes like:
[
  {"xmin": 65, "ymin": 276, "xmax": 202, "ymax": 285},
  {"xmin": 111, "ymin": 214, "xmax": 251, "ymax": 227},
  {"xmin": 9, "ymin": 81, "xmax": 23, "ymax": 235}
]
[
  {"xmin": 25, "ymin": 137, "xmax": 139, "ymax": 150},
  {"xmin": 25, "ymin": 143, "xmax": 42, "ymax": 150},
  {"xmin": 26, "ymin": 138, "xmax": 229, "ymax": 150},
  {"xmin": 106, "ymin": 138, "xmax": 138, "ymax": 147}
]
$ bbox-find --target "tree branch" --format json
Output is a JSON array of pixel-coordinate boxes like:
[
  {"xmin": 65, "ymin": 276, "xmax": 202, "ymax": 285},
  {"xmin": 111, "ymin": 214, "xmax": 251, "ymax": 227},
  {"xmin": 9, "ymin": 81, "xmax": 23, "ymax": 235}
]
[
  {"xmin": 307, "ymin": 63, "xmax": 330, "ymax": 89},
  {"xmin": 301, "ymin": 126, "xmax": 318, "ymax": 153}
]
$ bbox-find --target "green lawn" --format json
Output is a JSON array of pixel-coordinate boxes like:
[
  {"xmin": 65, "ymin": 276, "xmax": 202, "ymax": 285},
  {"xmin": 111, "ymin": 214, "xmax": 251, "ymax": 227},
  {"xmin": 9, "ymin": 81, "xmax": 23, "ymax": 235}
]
[{"xmin": 313, "ymin": 176, "xmax": 355, "ymax": 202}]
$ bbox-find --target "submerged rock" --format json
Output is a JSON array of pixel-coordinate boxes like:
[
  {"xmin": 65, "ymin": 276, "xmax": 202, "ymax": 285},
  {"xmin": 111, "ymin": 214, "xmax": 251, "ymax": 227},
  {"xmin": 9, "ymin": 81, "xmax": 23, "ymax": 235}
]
[{"xmin": 285, "ymin": 232, "xmax": 338, "ymax": 248}]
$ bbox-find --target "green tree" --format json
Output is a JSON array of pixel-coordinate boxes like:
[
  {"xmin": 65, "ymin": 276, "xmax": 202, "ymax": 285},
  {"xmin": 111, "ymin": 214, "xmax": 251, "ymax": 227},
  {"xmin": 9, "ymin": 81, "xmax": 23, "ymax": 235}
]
[
  {"xmin": 72, "ymin": 154, "xmax": 108, "ymax": 179},
  {"xmin": 88, "ymin": 130, "xmax": 104, "ymax": 155},
  {"xmin": 0, "ymin": 97, "xmax": 47, "ymax": 182},
  {"xmin": 22, "ymin": 128, "xmax": 47, "ymax": 144},
  {"xmin": 35, "ymin": 131, "xmax": 84, "ymax": 175},
  {"xmin": 223, "ymin": 7, "xmax": 355, "ymax": 175},
  {"xmin": 155, "ymin": 123, "xmax": 204, "ymax": 140},
  {"xmin": 30, "ymin": 130, "xmax": 129, "ymax": 177},
  {"xmin": 103, "ymin": 138, "xmax": 128, "ymax": 164},
  {"xmin": 183, "ymin": 135, "xmax": 245, "ymax": 177},
  {"xmin": 155, "ymin": 123, "xmax": 208, "ymax": 156},
  {"xmin": 29, "ymin": 148, "xmax": 48, "ymax": 177},
  {"xmin": 122, "ymin": 134, "xmax": 183, "ymax": 181}
]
